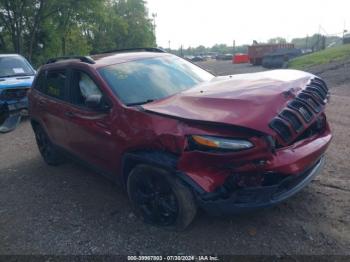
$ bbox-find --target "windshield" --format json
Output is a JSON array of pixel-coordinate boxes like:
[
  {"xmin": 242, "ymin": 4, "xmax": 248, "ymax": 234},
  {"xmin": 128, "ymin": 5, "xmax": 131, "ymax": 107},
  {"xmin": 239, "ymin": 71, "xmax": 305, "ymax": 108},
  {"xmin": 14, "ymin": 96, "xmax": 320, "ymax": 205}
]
[
  {"xmin": 98, "ymin": 55, "xmax": 214, "ymax": 105},
  {"xmin": 0, "ymin": 56, "xmax": 35, "ymax": 78}
]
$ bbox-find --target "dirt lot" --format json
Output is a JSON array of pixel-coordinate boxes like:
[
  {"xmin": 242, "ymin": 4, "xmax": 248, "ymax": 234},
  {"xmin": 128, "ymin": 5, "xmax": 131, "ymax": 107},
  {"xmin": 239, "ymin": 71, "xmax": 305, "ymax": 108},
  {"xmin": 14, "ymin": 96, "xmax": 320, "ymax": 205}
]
[{"xmin": 0, "ymin": 60, "xmax": 349, "ymax": 255}]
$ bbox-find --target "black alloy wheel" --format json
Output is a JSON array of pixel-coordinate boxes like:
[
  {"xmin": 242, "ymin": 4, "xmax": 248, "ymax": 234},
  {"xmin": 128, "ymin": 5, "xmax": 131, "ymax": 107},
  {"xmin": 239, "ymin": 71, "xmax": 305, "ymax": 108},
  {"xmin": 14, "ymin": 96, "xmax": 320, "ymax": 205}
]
[{"xmin": 127, "ymin": 165, "xmax": 197, "ymax": 230}]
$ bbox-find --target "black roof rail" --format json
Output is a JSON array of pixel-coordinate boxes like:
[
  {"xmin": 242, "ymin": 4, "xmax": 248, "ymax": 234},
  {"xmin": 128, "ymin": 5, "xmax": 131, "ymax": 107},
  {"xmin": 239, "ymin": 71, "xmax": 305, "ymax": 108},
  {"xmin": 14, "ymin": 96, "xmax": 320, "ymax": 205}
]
[
  {"xmin": 91, "ymin": 47, "xmax": 166, "ymax": 55},
  {"xmin": 46, "ymin": 56, "xmax": 95, "ymax": 64}
]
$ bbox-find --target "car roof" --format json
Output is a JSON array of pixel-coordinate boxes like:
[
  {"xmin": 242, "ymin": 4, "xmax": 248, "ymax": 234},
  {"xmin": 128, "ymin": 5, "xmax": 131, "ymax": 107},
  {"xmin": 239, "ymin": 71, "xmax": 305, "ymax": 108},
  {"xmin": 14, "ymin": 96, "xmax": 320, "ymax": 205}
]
[
  {"xmin": 92, "ymin": 51, "xmax": 169, "ymax": 67},
  {"xmin": 40, "ymin": 50, "xmax": 171, "ymax": 71}
]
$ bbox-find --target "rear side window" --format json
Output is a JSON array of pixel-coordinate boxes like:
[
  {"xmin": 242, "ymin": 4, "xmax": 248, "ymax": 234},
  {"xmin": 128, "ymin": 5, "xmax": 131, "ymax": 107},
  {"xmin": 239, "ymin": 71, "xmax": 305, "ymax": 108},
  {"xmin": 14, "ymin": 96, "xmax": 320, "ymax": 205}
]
[
  {"xmin": 46, "ymin": 70, "xmax": 66, "ymax": 99},
  {"xmin": 34, "ymin": 71, "xmax": 46, "ymax": 93}
]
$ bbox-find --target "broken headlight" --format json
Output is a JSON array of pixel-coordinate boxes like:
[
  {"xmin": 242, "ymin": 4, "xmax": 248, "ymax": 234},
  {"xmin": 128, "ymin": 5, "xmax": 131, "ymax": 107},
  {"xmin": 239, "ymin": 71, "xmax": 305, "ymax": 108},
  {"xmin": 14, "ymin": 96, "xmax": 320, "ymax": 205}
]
[{"xmin": 189, "ymin": 135, "xmax": 254, "ymax": 152}]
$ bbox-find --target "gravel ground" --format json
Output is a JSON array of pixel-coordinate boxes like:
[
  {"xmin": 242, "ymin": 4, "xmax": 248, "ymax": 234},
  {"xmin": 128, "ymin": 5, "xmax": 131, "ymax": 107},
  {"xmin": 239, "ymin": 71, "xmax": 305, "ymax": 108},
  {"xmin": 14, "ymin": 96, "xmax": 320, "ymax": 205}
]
[{"xmin": 0, "ymin": 60, "xmax": 349, "ymax": 255}]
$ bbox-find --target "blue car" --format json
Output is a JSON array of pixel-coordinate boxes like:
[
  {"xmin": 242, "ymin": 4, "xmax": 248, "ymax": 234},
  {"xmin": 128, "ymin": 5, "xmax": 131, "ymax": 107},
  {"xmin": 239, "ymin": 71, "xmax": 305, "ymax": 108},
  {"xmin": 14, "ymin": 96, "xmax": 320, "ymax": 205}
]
[{"xmin": 0, "ymin": 54, "xmax": 35, "ymax": 132}]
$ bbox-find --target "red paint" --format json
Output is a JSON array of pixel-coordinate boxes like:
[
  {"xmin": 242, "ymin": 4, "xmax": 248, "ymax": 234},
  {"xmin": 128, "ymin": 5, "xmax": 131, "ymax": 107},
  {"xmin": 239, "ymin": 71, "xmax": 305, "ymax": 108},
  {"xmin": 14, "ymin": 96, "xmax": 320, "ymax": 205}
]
[
  {"xmin": 233, "ymin": 53, "xmax": 250, "ymax": 64},
  {"xmin": 29, "ymin": 52, "xmax": 332, "ymax": 193}
]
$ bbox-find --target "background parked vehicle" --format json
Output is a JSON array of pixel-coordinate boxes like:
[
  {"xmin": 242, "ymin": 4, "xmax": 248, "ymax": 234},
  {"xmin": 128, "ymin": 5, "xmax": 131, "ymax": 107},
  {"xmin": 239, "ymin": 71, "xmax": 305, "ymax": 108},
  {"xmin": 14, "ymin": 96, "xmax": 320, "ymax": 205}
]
[
  {"xmin": 216, "ymin": 53, "xmax": 233, "ymax": 60},
  {"xmin": 248, "ymin": 43, "xmax": 295, "ymax": 65},
  {"xmin": 262, "ymin": 48, "xmax": 302, "ymax": 68},
  {"xmin": 0, "ymin": 54, "xmax": 35, "ymax": 133},
  {"xmin": 191, "ymin": 55, "xmax": 205, "ymax": 62}
]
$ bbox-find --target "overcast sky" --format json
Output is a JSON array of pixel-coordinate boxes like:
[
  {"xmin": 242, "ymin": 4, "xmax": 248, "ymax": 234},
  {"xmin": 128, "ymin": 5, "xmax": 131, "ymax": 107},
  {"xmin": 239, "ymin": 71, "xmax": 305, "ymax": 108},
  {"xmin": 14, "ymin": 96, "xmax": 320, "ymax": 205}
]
[{"xmin": 146, "ymin": 0, "xmax": 350, "ymax": 49}]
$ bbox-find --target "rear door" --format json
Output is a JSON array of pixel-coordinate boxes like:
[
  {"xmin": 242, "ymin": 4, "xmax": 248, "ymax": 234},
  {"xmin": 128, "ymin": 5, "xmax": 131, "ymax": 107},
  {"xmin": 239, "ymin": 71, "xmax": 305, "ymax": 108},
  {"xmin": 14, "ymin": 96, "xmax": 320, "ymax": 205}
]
[
  {"xmin": 63, "ymin": 68, "xmax": 116, "ymax": 174},
  {"xmin": 31, "ymin": 69, "xmax": 71, "ymax": 148}
]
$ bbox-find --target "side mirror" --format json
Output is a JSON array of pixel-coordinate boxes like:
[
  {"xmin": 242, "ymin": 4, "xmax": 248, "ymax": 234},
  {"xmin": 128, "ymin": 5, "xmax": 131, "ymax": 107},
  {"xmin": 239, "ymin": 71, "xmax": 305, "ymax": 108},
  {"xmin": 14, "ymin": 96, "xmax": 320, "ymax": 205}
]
[{"xmin": 85, "ymin": 94, "xmax": 110, "ymax": 111}]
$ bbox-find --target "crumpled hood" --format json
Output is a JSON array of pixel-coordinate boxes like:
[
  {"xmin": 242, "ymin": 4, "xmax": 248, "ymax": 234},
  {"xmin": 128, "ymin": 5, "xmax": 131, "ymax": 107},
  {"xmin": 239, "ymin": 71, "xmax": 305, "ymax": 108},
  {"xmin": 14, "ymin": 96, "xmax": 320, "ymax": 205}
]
[
  {"xmin": 143, "ymin": 69, "xmax": 315, "ymax": 135},
  {"xmin": 0, "ymin": 76, "xmax": 34, "ymax": 90}
]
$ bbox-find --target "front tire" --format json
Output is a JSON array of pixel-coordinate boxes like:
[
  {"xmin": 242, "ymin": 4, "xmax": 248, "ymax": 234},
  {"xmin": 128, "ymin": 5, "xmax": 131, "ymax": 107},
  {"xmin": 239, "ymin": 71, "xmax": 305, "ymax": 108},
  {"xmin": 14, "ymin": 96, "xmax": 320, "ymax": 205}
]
[
  {"xmin": 33, "ymin": 124, "xmax": 64, "ymax": 166},
  {"xmin": 127, "ymin": 165, "xmax": 197, "ymax": 230}
]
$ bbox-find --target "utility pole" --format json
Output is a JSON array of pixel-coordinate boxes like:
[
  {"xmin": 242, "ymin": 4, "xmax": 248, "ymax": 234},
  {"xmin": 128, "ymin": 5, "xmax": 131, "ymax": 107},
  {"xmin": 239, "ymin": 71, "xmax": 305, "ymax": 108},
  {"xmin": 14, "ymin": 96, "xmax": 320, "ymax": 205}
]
[
  {"xmin": 232, "ymin": 40, "xmax": 235, "ymax": 54},
  {"xmin": 168, "ymin": 40, "xmax": 171, "ymax": 51}
]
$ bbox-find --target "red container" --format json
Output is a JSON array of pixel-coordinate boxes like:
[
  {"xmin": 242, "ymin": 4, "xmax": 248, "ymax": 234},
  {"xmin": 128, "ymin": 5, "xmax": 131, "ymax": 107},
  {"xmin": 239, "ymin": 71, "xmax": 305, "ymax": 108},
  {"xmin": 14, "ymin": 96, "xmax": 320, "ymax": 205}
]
[{"xmin": 233, "ymin": 53, "xmax": 250, "ymax": 64}]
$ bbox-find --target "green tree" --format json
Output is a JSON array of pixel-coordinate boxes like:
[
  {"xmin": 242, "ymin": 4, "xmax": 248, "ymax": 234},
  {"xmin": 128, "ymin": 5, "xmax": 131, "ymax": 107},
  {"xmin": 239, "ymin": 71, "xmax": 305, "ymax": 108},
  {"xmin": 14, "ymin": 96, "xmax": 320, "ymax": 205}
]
[
  {"xmin": 114, "ymin": 0, "xmax": 155, "ymax": 48},
  {"xmin": 0, "ymin": 0, "xmax": 156, "ymax": 66}
]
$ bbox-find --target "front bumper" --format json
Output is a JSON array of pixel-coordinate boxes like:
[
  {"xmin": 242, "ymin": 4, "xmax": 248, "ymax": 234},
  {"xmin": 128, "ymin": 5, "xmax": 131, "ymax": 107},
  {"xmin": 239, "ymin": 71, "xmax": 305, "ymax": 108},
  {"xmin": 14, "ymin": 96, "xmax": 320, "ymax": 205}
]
[
  {"xmin": 0, "ymin": 86, "xmax": 30, "ymax": 114},
  {"xmin": 3, "ymin": 97, "xmax": 28, "ymax": 112},
  {"xmin": 0, "ymin": 97, "xmax": 28, "ymax": 117},
  {"xmin": 197, "ymin": 156, "xmax": 325, "ymax": 215},
  {"xmin": 0, "ymin": 97, "xmax": 28, "ymax": 132}
]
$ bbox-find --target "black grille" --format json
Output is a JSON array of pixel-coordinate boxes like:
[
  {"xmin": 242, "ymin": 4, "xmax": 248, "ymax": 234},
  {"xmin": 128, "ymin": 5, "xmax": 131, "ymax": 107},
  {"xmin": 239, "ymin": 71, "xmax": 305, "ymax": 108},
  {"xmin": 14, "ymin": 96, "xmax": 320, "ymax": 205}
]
[
  {"xmin": 269, "ymin": 77, "xmax": 328, "ymax": 145},
  {"xmin": 280, "ymin": 110, "xmax": 303, "ymax": 133},
  {"xmin": 288, "ymin": 100, "xmax": 313, "ymax": 123},
  {"xmin": 269, "ymin": 118, "xmax": 292, "ymax": 143},
  {"xmin": 302, "ymin": 90, "xmax": 325, "ymax": 105},
  {"xmin": 297, "ymin": 92, "xmax": 322, "ymax": 113},
  {"xmin": 306, "ymin": 85, "xmax": 327, "ymax": 101},
  {"xmin": 0, "ymin": 88, "xmax": 29, "ymax": 101},
  {"xmin": 311, "ymin": 78, "xmax": 328, "ymax": 93}
]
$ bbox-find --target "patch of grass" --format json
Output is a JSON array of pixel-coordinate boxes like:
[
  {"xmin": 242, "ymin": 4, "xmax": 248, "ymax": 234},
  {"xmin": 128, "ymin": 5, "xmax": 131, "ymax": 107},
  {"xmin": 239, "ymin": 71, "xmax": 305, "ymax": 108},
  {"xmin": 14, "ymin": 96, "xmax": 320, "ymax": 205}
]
[{"xmin": 288, "ymin": 44, "xmax": 350, "ymax": 70}]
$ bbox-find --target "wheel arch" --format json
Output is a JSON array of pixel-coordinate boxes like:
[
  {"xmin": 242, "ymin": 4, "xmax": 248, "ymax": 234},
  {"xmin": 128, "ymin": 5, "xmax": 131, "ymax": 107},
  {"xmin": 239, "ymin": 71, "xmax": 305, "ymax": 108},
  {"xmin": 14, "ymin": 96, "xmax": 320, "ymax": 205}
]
[
  {"xmin": 121, "ymin": 150, "xmax": 205, "ymax": 194},
  {"xmin": 30, "ymin": 117, "xmax": 55, "ymax": 144},
  {"xmin": 30, "ymin": 118, "xmax": 40, "ymax": 129},
  {"xmin": 30, "ymin": 116, "xmax": 46, "ymax": 130}
]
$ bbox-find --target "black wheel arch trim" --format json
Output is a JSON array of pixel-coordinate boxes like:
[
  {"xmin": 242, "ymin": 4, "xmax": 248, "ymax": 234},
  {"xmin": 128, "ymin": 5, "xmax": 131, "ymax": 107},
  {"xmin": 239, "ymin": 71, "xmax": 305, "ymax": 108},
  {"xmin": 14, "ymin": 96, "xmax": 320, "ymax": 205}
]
[
  {"xmin": 30, "ymin": 117, "xmax": 48, "ymax": 134},
  {"xmin": 121, "ymin": 150, "xmax": 206, "ymax": 194}
]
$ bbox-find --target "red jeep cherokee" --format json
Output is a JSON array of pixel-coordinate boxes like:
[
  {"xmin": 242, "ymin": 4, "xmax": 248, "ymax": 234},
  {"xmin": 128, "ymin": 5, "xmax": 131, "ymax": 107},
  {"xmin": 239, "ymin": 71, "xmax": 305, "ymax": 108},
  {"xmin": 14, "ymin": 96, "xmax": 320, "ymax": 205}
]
[{"xmin": 29, "ymin": 48, "xmax": 332, "ymax": 229}]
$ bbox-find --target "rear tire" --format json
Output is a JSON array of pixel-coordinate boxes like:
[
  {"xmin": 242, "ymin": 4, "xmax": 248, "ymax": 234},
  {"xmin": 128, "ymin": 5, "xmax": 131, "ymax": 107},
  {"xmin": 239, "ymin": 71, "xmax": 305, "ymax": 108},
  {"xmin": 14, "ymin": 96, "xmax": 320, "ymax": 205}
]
[
  {"xmin": 127, "ymin": 164, "xmax": 197, "ymax": 230},
  {"xmin": 33, "ymin": 124, "xmax": 64, "ymax": 166}
]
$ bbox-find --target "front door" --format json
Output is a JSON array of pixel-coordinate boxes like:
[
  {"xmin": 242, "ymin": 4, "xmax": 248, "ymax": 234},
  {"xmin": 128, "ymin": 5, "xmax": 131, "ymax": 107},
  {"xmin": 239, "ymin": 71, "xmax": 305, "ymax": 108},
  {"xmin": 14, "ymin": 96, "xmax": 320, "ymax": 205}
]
[{"xmin": 63, "ymin": 69, "xmax": 116, "ymax": 174}]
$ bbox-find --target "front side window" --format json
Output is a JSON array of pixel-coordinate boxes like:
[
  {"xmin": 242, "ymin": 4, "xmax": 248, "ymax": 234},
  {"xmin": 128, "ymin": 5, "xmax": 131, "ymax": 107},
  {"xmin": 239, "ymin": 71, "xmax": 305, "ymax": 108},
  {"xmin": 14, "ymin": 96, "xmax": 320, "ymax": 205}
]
[
  {"xmin": 46, "ymin": 70, "xmax": 66, "ymax": 99},
  {"xmin": 70, "ymin": 70, "xmax": 102, "ymax": 106},
  {"xmin": 98, "ymin": 55, "xmax": 214, "ymax": 105},
  {"xmin": 0, "ymin": 56, "xmax": 35, "ymax": 78},
  {"xmin": 79, "ymin": 72, "xmax": 102, "ymax": 99}
]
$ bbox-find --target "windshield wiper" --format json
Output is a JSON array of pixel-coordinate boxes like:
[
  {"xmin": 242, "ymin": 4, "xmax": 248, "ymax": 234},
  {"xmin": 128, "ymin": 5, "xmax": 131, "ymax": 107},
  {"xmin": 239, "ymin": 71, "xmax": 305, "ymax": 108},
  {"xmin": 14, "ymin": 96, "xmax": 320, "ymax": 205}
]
[{"xmin": 126, "ymin": 99, "xmax": 155, "ymax": 106}]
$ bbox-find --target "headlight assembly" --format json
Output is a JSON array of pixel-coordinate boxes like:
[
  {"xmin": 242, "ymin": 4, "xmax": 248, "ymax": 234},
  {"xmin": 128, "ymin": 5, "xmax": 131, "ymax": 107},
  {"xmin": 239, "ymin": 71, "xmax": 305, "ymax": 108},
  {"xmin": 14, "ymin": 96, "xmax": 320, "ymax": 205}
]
[{"xmin": 189, "ymin": 135, "xmax": 254, "ymax": 152}]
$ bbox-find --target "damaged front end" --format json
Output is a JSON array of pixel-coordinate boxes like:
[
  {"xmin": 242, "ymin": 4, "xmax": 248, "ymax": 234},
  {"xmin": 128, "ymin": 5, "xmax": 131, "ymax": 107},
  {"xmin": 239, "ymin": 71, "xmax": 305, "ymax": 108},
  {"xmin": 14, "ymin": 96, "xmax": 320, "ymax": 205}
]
[
  {"xmin": 0, "ymin": 87, "xmax": 30, "ymax": 133},
  {"xmin": 132, "ymin": 69, "xmax": 332, "ymax": 214},
  {"xmin": 175, "ymin": 119, "xmax": 331, "ymax": 214},
  {"xmin": 196, "ymin": 157, "xmax": 325, "ymax": 215},
  {"xmin": 0, "ymin": 54, "xmax": 35, "ymax": 133},
  {"xmin": 169, "ymin": 76, "xmax": 332, "ymax": 214}
]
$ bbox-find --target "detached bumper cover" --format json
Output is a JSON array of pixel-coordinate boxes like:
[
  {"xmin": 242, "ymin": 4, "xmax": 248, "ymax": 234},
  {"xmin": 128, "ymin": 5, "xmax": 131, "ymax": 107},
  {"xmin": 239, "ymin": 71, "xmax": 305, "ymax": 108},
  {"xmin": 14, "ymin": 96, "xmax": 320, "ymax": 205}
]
[
  {"xmin": 0, "ymin": 98, "xmax": 28, "ymax": 133},
  {"xmin": 197, "ymin": 156, "xmax": 325, "ymax": 215}
]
